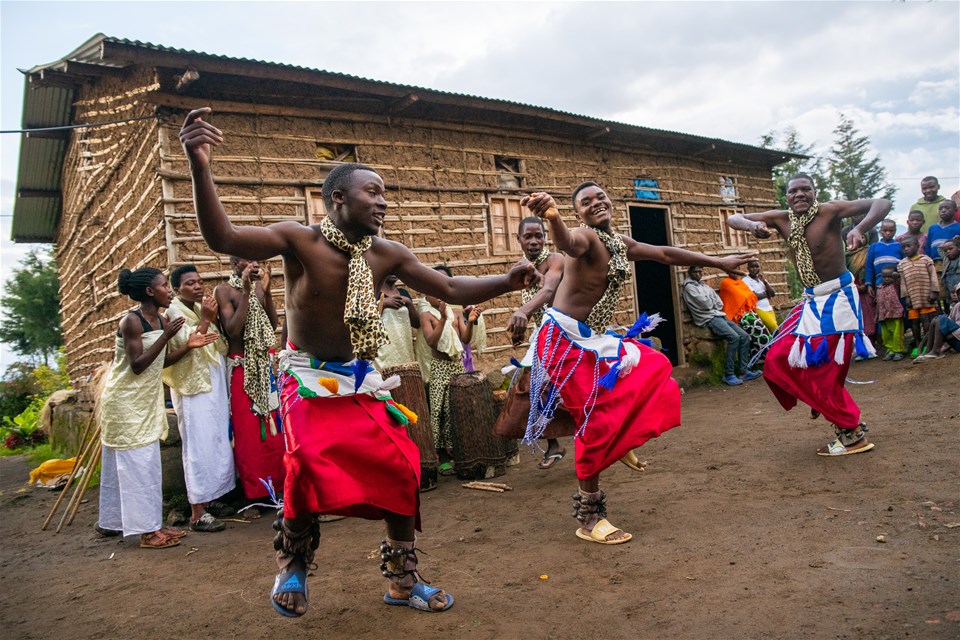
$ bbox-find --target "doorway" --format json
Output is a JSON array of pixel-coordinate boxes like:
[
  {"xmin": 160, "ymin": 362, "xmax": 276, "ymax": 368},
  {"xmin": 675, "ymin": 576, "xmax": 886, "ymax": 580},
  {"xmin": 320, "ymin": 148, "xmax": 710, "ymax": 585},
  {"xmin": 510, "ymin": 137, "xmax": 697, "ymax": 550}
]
[{"xmin": 628, "ymin": 204, "xmax": 681, "ymax": 365}]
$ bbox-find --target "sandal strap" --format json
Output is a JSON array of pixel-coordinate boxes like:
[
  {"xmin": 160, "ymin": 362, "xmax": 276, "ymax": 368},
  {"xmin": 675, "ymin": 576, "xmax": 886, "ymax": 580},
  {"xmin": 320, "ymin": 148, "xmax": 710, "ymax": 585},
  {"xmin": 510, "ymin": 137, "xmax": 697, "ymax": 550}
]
[
  {"xmin": 273, "ymin": 513, "xmax": 321, "ymax": 570},
  {"xmin": 833, "ymin": 423, "xmax": 867, "ymax": 446},
  {"xmin": 380, "ymin": 538, "xmax": 430, "ymax": 588}
]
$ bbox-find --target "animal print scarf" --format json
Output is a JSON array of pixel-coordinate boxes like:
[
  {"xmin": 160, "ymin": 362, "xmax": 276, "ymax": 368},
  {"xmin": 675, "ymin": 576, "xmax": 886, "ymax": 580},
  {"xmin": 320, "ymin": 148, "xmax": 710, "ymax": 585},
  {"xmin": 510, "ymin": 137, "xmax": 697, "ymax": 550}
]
[{"xmin": 319, "ymin": 217, "xmax": 389, "ymax": 360}]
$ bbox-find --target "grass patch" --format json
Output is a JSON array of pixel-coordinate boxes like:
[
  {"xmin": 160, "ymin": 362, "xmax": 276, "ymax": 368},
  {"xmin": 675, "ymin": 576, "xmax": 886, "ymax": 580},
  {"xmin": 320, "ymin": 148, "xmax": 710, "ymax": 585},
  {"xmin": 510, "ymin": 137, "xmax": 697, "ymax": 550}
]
[{"xmin": 26, "ymin": 443, "xmax": 70, "ymax": 466}]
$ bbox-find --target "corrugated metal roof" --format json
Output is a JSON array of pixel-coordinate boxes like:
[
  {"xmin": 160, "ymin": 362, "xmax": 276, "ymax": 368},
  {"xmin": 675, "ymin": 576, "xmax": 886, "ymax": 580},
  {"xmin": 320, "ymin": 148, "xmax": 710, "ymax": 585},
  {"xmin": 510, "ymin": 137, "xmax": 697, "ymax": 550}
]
[
  {"xmin": 12, "ymin": 33, "xmax": 802, "ymax": 243},
  {"xmin": 11, "ymin": 82, "xmax": 73, "ymax": 243}
]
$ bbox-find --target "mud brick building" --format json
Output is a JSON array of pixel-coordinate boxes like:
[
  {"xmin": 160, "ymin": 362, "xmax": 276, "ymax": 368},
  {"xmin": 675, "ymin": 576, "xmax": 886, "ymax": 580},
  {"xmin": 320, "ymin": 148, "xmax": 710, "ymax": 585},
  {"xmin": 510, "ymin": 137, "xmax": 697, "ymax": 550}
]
[{"xmin": 12, "ymin": 34, "xmax": 798, "ymax": 385}]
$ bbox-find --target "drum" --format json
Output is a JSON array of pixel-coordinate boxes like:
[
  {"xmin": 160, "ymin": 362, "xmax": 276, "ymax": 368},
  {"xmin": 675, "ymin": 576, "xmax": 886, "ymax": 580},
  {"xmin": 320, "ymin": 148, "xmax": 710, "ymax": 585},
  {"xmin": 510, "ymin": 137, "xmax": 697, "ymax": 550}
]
[
  {"xmin": 381, "ymin": 363, "xmax": 438, "ymax": 492},
  {"xmin": 448, "ymin": 371, "xmax": 507, "ymax": 480}
]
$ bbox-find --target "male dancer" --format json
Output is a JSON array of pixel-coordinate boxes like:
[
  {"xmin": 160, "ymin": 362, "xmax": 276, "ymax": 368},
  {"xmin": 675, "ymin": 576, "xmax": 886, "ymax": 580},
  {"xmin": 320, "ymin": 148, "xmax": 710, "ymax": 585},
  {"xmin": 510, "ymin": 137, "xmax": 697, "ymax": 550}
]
[
  {"xmin": 214, "ymin": 257, "xmax": 284, "ymax": 518},
  {"xmin": 180, "ymin": 108, "xmax": 538, "ymax": 617},
  {"xmin": 505, "ymin": 216, "xmax": 567, "ymax": 468},
  {"xmin": 522, "ymin": 184, "xmax": 753, "ymax": 544},
  {"xmin": 727, "ymin": 174, "xmax": 891, "ymax": 456}
]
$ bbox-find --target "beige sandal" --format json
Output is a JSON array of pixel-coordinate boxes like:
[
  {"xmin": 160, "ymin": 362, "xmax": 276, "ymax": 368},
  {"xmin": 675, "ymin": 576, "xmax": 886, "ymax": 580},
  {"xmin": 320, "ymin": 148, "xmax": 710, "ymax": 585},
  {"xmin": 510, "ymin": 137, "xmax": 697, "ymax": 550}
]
[{"xmin": 575, "ymin": 518, "xmax": 633, "ymax": 545}]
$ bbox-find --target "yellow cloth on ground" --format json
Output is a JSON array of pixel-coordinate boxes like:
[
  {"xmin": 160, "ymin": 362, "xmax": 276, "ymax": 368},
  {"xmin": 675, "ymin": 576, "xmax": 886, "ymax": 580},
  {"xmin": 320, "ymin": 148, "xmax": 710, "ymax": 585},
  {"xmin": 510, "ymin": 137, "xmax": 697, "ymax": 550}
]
[
  {"xmin": 29, "ymin": 457, "xmax": 78, "ymax": 486},
  {"xmin": 414, "ymin": 299, "xmax": 463, "ymax": 384},
  {"xmin": 163, "ymin": 297, "xmax": 226, "ymax": 396},
  {"xmin": 99, "ymin": 331, "xmax": 169, "ymax": 450}
]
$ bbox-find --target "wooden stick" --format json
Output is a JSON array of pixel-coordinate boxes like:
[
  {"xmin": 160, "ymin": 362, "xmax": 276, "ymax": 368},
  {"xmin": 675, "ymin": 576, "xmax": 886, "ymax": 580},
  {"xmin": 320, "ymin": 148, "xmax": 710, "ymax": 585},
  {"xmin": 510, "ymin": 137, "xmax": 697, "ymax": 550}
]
[
  {"xmin": 54, "ymin": 425, "xmax": 100, "ymax": 533},
  {"xmin": 41, "ymin": 420, "xmax": 99, "ymax": 531},
  {"xmin": 65, "ymin": 443, "xmax": 102, "ymax": 527}
]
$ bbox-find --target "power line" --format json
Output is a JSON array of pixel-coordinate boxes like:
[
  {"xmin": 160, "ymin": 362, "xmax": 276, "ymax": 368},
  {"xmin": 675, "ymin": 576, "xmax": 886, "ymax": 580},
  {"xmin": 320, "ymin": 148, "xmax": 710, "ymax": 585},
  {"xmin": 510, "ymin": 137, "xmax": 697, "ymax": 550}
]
[{"xmin": 0, "ymin": 114, "xmax": 159, "ymax": 135}]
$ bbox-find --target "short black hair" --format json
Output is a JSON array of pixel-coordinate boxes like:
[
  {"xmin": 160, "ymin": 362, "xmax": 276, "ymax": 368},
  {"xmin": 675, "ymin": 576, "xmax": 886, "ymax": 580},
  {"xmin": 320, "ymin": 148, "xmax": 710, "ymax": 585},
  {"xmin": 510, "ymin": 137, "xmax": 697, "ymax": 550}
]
[
  {"xmin": 941, "ymin": 199, "xmax": 958, "ymax": 211},
  {"xmin": 517, "ymin": 216, "xmax": 544, "ymax": 235},
  {"xmin": 921, "ymin": 176, "xmax": 939, "ymax": 184},
  {"xmin": 170, "ymin": 264, "xmax": 198, "ymax": 289},
  {"xmin": 687, "ymin": 264, "xmax": 704, "ymax": 276},
  {"xmin": 433, "ymin": 265, "xmax": 452, "ymax": 277},
  {"xmin": 321, "ymin": 162, "xmax": 377, "ymax": 210},
  {"xmin": 117, "ymin": 267, "xmax": 162, "ymax": 302},
  {"xmin": 787, "ymin": 173, "xmax": 817, "ymax": 191},
  {"xmin": 900, "ymin": 234, "xmax": 919, "ymax": 247},
  {"xmin": 571, "ymin": 181, "xmax": 601, "ymax": 209},
  {"xmin": 880, "ymin": 219, "xmax": 896, "ymax": 227},
  {"xmin": 880, "ymin": 264, "xmax": 897, "ymax": 274},
  {"xmin": 908, "ymin": 210, "xmax": 924, "ymax": 218}
]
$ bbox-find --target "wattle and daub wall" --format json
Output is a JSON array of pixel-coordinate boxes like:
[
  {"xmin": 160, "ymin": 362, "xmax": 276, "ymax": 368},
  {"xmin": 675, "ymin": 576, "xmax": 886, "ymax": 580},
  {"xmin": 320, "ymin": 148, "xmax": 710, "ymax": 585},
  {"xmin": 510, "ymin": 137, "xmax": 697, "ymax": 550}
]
[{"xmin": 55, "ymin": 66, "xmax": 786, "ymax": 385}]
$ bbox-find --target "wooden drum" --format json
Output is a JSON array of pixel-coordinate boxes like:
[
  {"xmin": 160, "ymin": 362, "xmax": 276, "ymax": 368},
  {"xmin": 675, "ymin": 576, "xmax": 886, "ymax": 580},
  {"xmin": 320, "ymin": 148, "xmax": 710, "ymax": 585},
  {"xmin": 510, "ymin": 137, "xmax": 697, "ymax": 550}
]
[
  {"xmin": 448, "ymin": 371, "xmax": 507, "ymax": 480},
  {"xmin": 381, "ymin": 363, "xmax": 438, "ymax": 492}
]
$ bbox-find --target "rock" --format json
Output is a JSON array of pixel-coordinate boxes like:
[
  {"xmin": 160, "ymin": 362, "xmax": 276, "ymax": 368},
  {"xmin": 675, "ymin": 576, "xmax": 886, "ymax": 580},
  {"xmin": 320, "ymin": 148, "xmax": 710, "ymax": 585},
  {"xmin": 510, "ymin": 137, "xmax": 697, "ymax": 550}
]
[{"xmin": 166, "ymin": 509, "xmax": 188, "ymax": 526}]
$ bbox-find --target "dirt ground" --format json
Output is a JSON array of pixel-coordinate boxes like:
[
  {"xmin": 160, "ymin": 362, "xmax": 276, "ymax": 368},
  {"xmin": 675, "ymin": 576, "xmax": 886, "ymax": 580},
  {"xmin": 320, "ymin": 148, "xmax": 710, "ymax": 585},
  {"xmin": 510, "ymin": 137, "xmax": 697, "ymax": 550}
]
[{"xmin": 1, "ymin": 356, "xmax": 957, "ymax": 640}]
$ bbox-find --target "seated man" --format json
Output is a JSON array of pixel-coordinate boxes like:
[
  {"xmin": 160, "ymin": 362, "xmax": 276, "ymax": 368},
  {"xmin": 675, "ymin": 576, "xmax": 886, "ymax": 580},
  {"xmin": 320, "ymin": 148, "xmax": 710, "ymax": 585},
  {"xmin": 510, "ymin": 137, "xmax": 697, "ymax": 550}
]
[{"xmin": 682, "ymin": 265, "xmax": 762, "ymax": 385}]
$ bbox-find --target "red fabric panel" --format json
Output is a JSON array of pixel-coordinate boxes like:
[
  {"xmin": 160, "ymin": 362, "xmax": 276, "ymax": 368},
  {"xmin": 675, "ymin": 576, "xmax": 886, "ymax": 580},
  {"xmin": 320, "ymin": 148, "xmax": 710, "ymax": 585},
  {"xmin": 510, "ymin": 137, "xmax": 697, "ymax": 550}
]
[{"xmin": 280, "ymin": 376, "xmax": 421, "ymax": 528}]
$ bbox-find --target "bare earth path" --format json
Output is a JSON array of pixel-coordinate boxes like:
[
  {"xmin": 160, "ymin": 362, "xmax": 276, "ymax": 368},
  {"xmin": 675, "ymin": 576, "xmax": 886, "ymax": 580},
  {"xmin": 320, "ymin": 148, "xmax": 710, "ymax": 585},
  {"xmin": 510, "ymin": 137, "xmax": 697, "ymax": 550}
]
[{"xmin": 1, "ymin": 357, "xmax": 957, "ymax": 639}]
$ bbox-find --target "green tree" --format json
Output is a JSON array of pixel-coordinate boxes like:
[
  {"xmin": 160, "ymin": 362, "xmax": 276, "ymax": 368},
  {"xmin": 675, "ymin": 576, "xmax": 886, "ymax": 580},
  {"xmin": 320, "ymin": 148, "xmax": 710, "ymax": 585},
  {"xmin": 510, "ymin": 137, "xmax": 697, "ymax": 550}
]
[
  {"xmin": 760, "ymin": 126, "xmax": 829, "ymax": 208},
  {"xmin": 0, "ymin": 247, "xmax": 62, "ymax": 366},
  {"xmin": 826, "ymin": 114, "xmax": 897, "ymax": 202}
]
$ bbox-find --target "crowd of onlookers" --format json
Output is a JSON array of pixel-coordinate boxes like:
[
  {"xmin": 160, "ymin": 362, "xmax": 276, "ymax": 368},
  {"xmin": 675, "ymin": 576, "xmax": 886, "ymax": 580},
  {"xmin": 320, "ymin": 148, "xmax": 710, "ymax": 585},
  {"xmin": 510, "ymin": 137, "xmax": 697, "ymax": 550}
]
[{"xmin": 682, "ymin": 176, "xmax": 960, "ymax": 379}]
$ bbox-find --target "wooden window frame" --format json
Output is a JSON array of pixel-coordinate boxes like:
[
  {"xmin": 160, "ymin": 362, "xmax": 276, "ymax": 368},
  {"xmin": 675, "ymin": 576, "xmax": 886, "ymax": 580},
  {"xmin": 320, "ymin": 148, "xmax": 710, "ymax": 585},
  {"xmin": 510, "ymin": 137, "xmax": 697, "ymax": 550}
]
[
  {"xmin": 719, "ymin": 207, "xmax": 749, "ymax": 249},
  {"xmin": 487, "ymin": 194, "xmax": 524, "ymax": 256},
  {"xmin": 305, "ymin": 187, "xmax": 327, "ymax": 225}
]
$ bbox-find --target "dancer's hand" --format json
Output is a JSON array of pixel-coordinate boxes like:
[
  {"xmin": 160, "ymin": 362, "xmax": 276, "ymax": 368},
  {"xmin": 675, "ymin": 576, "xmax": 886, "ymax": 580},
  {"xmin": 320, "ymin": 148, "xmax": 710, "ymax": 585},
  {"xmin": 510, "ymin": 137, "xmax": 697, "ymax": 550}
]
[
  {"xmin": 507, "ymin": 310, "xmax": 529, "ymax": 346},
  {"xmin": 717, "ymin": 253, "xmax": 757, "ymax": 277},
  {"xmin": 506, "ymin": 260, "xmax": 542, "ymax": 290},
  {"xmin": 521, "ymin": 192, "xmax": 560, "ymax": 222},
  {"xmin": 845, "ymin": 228, "xmax": 867, "ymax": 251},
  {"xmin": 751, "ymin": 221, "xmax": 772, "ymax": 239},
  {"xmin": 179, "ymin": 108, "xmax": 223, "ymax": 169},
  {"xmin": 241, "ymin": 263, "xmax": 256, "ymax": 292}
]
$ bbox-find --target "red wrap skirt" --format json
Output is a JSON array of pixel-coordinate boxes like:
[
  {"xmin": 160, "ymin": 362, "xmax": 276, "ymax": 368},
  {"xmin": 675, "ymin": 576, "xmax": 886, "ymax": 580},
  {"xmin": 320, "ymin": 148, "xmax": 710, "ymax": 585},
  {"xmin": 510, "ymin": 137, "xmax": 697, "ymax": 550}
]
[
  {"xmin": 763, "ymin": 311, "xmax": 861, "ymax": 429},
  {"xmin": 230, "ymin": 358, "xmax": 286, "ymax": 499},
  {"xmin": 280, "ymin": 376, "xmax": 421, "ymax": 527},
  {"xmin": 538, "ymin": 329, "xmax": 681, "ymax": 480}
]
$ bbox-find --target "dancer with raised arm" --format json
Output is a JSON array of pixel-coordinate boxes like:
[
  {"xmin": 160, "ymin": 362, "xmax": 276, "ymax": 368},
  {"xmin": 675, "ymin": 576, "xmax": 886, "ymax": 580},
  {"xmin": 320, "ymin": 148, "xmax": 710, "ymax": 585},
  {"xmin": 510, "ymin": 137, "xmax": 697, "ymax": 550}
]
[
  {"xmin": 726, "ymin": 174, "xmax": 891, "ymax": 456},
  {"xmin": 180, "ymin": 108, "xmax": 538, "ymax": 617},
  {"xmin": 523, "ymin": 184, "xmax": 753, "ymax": 544}
]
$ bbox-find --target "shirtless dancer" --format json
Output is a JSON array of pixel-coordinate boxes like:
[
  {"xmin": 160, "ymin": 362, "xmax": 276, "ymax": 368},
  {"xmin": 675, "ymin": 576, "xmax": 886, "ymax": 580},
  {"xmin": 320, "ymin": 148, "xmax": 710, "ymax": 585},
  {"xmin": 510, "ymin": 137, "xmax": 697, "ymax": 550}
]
[
  {"xmin": 523, "ymin": 184, "xmax": 753, "ymax": 544},
  {"xmin": 180, "ymin": 108, "xmax": 538, "ymax": 617},
  {"xmin": 505, "ymin": 216, "xmax": 567, "ymax": 468},
  {"xmin": 727, "ymin": 174, "xmax": 891, "ymax": 456},
  {"xmin": 213, "ymin": 257, "xmax": 285, "ymax": 517}
]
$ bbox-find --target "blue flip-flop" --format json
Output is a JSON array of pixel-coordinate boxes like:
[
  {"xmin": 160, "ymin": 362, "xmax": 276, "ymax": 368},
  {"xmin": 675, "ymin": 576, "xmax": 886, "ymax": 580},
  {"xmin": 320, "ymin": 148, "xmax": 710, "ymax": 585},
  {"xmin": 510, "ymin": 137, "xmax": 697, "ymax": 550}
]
[
  {"xmin": 271, "ymin": 566, "xmax": 308, "ymax": 618},
  {"xmin": 383, "ymin": 582, "xmax": 454, "ymax": 612}
]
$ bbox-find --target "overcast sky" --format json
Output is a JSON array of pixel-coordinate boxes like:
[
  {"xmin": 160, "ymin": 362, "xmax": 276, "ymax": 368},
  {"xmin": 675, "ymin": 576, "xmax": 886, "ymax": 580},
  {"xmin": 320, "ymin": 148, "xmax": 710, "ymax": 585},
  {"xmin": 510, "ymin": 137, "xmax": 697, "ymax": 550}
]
[{"xmin": 1, "ymin": 0, "xmax": 958, "ymax": 370}]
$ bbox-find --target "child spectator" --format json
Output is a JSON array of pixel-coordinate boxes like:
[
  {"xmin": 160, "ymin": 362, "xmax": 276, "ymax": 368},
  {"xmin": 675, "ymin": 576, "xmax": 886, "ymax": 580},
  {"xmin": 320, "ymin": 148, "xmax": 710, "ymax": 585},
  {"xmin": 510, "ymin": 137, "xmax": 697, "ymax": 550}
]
[
  {"xmin": 914, "ymin": 282, "xmax": 960, "ymax": 362},
  {"xmin": 927, "ymin": 200, "xmax": 960, "ymax": 258},
  {"xmin": 940, "ymin": 238, "xmax": 960, "ymax": 307},
  {"xmin": 897, "ymin": 235, "xmax": 939, "ymax": 355},
  {"xmin": 896, "ymin": 210, "xmax": 928, "ymax": 255},
  {"xmin": 875, "ymin": 265, "xmax": 905, "ymax": 361},
  {"xmin": 865, "ymin": 219, "xmax": 904, "ymax": 293}
]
